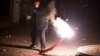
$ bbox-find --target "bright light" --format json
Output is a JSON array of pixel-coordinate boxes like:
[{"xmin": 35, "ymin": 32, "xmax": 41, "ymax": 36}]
[
  {"xmin": 34, "ymin": 1, "xmax": 40, "ymax": 8},
  {"xmin": 26, "ymin": 15, "xmax": 31, "ymax": 20},
  {"xmin": 53, "ymin": 17, "xmax": 74, "ymax": 38}
]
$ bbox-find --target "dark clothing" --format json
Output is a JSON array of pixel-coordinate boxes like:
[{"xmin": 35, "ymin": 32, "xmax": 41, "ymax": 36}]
[
  {"xmin": 31, "ymin": 8, "xmax": 38, "ymax": 47},
  {"xmin": 36, "ymin": 8, "xmax": 51, "ymax": 49},
  {"xmin": 31, "ymin": 0, "xmax": 56, "ymax": 50},
  {"xmin": 36, "ymin": 8, "xmax": 50, "ymax": 28},
  {"xmin": 31, "ymin": 8, "xmax": 50, "ymax": 49}
]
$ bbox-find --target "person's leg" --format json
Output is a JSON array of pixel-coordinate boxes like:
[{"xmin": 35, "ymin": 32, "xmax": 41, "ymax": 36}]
[
  {"xmin": 30, "ymin": 28, "xmax": 37, "ymax": 49},
  {"xmin": 40, "ymin": 27, "xmax": 46, "ymax": 50}
]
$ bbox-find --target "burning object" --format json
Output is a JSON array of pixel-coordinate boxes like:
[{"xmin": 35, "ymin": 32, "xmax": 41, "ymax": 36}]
[
  {"xmin": 39, "ymin": 17, "xmax": 74, "ymax": 54},
  {"xmin": 53, "ymin": 17, "xmax": 74, "ymax": 38}
]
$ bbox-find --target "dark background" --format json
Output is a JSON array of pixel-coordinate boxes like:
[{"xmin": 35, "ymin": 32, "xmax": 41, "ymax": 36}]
[{"xmin": 0, "ymin": 0, "xmax": 100, "ymax": 39}]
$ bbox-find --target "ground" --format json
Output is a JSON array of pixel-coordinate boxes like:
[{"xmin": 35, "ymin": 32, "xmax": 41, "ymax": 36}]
[{"xmin": 0, "ymin": 23, "xmax": 100, "ymax": 56}]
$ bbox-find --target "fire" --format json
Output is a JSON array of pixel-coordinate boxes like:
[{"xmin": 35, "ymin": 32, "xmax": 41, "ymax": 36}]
[{"xmin": 53, "ymin": 17, "xmax": 74, "ymax": 38}]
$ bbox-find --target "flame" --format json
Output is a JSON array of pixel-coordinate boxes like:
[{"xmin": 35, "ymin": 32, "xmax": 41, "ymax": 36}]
[{"xmin": 53, "ymin": 17, "xmax": 74, "ymax": 38}]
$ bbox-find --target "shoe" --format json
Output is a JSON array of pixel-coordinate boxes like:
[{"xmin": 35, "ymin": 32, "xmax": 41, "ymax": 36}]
[
  {"xmin": 30, "ymin": 45, "xmax": 36, "ymax": 50},
  {"xmin": 39, "ymin": 48, "xmax": 46, "ymax": 54},
  {"xmin": 41, "ymin": 48, "xmax": 45, "ymax": 51}
]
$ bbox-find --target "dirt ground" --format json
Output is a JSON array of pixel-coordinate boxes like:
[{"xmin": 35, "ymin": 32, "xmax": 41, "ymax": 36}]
[{"xmin": 0, "ymin": 23, "xmax": 100, "ymax": 56}]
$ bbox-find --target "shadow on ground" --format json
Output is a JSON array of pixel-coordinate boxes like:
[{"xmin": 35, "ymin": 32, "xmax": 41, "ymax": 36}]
[
  {"xmin": 41, "ymin": 54, "xmax": 66, "ymax": 56},
  {"xmin": 0, "ymin": 43, "xmax": 40, "ymax": 51}
]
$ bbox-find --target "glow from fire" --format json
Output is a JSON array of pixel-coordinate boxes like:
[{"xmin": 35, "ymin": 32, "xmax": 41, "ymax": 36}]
[{"xmin": 53, "ymin": 17, "xmax": 74, "ymax": 38}]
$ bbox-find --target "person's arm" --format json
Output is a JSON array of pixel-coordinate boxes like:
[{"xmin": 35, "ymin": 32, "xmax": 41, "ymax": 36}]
[{"xmin": 49, "ymin": 8, "xmax": 57, "ymax": 24}]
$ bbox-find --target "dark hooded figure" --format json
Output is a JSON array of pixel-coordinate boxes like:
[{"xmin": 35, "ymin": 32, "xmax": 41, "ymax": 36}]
[{"xmin": 30, "ymin": 0, "xmax": 56, "ymax": 51}]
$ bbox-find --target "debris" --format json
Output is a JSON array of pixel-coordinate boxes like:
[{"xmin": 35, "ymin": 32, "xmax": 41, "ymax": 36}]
[
  {"xmin": 2, "ymin": 48, "xmax": 7, "ymax": 52},
  {"xmin": 8, "ymin": 35, "xmax": 11, "ymax": 37},
  {"xmin": 6, "ymin": 34, "xmax": 11, "ymax": 38}
]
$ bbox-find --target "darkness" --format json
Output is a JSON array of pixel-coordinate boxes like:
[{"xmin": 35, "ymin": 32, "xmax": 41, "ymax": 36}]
[
  {"xmin": 0, "ymin": 0, "xmax": 10, "ymax": 16},
  {"xmin": 56, "ymin": 0, "xmax": 99, "ymax": 36},
  {"xmin": 69, "ymin": 0, "xmax": 100, "ymax": 33},
  {"xmin": 88, "ymin": 0, "xmax": 100, "ymax": 30},
  {"xmin": 0, "ymin": 0, "xmax": 100, "ymax": 38},
  {"xmin": 0, "ymin": 0, "xmax": 100, "ymax": 55}
]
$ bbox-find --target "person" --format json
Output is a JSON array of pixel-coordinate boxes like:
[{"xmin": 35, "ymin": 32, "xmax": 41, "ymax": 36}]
[{"xmin": 30, "ymin": 0, "xmax": 57, "ymax": 51}]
